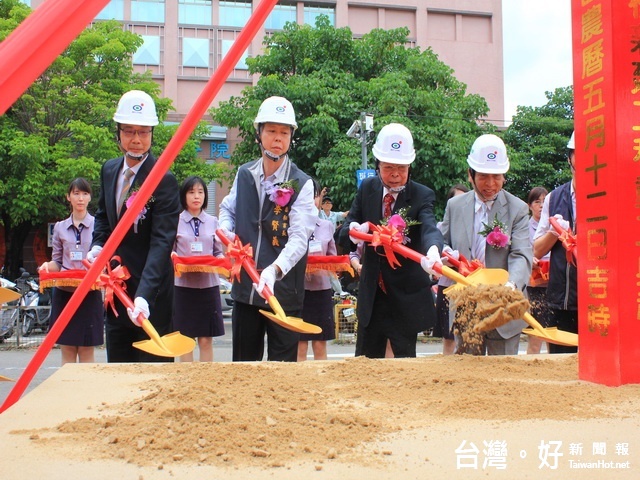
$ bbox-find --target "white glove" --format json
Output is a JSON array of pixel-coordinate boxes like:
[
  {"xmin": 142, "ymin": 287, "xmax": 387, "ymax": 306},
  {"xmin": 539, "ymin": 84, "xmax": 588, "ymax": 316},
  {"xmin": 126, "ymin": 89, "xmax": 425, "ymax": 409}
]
[
  {"xmin": 256, "ymin": 265, "xmax": 277, "ymax": 299},
  {"xmin": 348, "ymin": 222, "xmax": 369, "ymax": 245},
  {"xmin": 127, "ymin": 297, "xmax": 149, "ymax": 327},
  {"xmin": 549, "ymin": 214, "xmax": 570, "ymax": 236},
  {"xmin": 86, "ymin": 245, "xmax": 103, "ymax": 263},
  {"xmin": 420, "ymin": 245, "xmax": 441, "ymax": 278},
  {"xmin": 218, "ymin": 227, "xmax": 235, "ymax": 242},
  {"xmin": 440, "ymin": 246, "xmax": 459, "ymax": 266},
  {"xmin": 504, "ymin": 281, "xmax": 517, "ymax": 291}
]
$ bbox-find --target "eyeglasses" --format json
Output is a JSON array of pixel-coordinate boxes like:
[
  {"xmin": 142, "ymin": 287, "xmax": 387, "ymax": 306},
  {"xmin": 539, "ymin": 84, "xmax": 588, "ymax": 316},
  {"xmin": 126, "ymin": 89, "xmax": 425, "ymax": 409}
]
[{"xmin": 120, "ymin": 128, "xmax": 152, "ymax": 139}]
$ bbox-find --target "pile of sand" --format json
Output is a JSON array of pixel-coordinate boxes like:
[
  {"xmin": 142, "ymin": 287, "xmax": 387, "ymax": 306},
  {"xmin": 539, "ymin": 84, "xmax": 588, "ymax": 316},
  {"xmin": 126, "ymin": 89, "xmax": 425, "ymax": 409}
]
[{"xmin": 17, "ymin": 355, "xmax": 640, "ymax": 470}]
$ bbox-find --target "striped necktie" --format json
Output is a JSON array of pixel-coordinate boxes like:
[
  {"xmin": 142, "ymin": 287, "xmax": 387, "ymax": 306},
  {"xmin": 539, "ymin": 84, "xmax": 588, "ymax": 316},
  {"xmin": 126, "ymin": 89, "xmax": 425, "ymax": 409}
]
[{"xmin": 117, "ymin": 168, "xmax": 134, "ymax": 215}]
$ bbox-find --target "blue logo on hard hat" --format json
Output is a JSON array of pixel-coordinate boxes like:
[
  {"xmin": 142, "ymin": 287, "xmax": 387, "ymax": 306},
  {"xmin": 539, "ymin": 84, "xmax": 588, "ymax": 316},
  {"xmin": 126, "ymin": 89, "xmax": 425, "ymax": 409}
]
[
  {"xmin": 276, "ymin": 106, "xmax": 286, "ymax": 113},
  {"xmin": 391, "ymin": 141, "xmax": 401, "ymax": 150},
  {"xmin": 487, "ymin": 151, "xmax": 497, "ymax": 160},
  {"xmin": 132, "ymin": 104, "xmax": 143, "ymax": 112}
]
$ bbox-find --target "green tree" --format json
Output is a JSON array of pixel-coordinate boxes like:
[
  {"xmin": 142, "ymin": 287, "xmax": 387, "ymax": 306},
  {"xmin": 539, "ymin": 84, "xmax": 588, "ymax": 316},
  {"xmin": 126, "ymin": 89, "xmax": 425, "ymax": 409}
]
[
  {"xmin": 503, "ymin": 86, "xmax": 574, "ymax": 202},
  {"xmin": 211, "ymin": 17, "xmax": 492, "ymax": 218},
  {"xmin": 0, "ymin": 5, "xmax": 220, "ymax": 278}
]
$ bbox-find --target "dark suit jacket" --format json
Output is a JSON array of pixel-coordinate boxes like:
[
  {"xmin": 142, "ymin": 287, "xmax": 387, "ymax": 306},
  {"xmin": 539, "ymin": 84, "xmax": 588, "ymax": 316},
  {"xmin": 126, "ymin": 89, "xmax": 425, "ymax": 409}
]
[
  {"xmin": 338, "ymin": 177, "xmax": 443, "ymax": 334},
  {"xmin": 92, "ymin": 155, "xmax": 180, "ymax": 329}
]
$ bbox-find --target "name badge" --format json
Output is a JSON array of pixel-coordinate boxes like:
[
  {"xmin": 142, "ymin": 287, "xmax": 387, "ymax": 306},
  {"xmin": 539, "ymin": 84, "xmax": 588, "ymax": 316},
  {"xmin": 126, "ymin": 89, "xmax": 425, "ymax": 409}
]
[
  {"xmin": 191, "ymin": 242, "xmax": 204, "ymax": 253},
  {"xmin": 70, "ymin": 251, "xmax": 83, "ymax": 261},
  {"xmin": 309, "ymin": 240, "xmax": 322, "ymax": 255}
]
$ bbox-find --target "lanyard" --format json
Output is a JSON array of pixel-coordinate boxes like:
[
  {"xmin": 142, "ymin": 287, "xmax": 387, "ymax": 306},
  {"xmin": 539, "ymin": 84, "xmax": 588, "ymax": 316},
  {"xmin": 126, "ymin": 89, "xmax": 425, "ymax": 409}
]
[
  {"xmin": 71, "ymin": 224, "xmax": 85, "ymax": 248},
  {"xmin": 191, "ymin": 217, "xmax": 200, "ymax": 238}
]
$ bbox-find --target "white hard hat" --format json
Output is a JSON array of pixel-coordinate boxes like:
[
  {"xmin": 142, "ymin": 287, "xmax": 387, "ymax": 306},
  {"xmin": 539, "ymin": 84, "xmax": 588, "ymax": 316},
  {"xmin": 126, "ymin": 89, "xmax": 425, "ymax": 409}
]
[
  {"xmin": 253, "ymin": 96, "xmax": 297, "ymax": 131},
  {"xmin": 113, "ymin": 90, "xmax": 159, "ymax": 126},
  {"xmin": 372, "ymin": 123, "xmax": 416, "ymax": 165},
  {"xmin": 567, "ymin": 131, "xmax": 575, "ymax": 149},
  {"xmin": 467, "ymin": 134, "xmax": 509, "ymax": 174}
]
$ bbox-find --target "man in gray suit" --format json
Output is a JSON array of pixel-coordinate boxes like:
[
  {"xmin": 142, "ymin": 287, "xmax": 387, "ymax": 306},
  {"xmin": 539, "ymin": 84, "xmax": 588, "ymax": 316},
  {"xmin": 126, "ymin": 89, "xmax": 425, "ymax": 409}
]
[{"xmin": 439, "ymin": 134, "xmax": 532, "ymax": 355}]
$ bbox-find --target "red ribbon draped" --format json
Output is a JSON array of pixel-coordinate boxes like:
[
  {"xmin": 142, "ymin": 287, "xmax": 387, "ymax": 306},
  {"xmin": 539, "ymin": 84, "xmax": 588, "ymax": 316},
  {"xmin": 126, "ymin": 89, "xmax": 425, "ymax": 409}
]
[
  {"xmin": 225, "ymin": 239, "xmax": 254, "ymax": 282},
  {"xmin": 171, "ymin": 254, "xmax": 232, "ymax": 278},
  {"xmin": 306, "ymin": 255, "xmax": 354, "ymax": 276},
  {"xmin": 38, "ymin": 269, "xmax": 100, "ymax": 291}
]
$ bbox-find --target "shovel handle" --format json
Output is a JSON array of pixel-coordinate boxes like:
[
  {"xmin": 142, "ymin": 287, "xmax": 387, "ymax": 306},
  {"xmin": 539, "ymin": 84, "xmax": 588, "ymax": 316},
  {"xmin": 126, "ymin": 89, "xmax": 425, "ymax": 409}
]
[
  {"xmin": 349, "ymin": 228, "xmax": 472, "ymax": 287},
  {"xmin": 549, "ymin": 216, "xmax": 565, "ymax": 235}
]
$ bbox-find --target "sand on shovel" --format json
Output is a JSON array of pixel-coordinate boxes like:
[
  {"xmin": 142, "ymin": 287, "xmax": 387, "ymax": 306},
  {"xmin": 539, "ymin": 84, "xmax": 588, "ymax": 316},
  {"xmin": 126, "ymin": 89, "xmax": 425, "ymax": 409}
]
[{"xmin": 447, "ymin": 284, "xmax": 530, "ymax": 352}]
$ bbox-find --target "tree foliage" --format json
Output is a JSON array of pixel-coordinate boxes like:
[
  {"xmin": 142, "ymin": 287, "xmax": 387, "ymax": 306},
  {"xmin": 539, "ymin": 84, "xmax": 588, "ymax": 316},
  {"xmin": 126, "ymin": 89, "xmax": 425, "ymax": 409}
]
[
  {"xmin": 211, "ymin": 17, "xmax": 492, "ymax": 217},
  {"xmin": 0, "ymin": 2, "xmax": 221, "ymax": 277},
  {"xmin": 503, "ymin": 86, "xmax": 574, "ymax": 201}
]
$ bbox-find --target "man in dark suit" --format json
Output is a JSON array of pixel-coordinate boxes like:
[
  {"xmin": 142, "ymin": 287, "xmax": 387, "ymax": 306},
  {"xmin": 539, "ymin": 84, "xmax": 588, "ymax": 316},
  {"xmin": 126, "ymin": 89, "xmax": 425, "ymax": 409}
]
[
  {"xmin": 338, "ymin": 123, "xmax": 443, "ymax": 358},
  {"xmin": 88, "ymin": 90, "xmax": 180, "ymax": 362}
]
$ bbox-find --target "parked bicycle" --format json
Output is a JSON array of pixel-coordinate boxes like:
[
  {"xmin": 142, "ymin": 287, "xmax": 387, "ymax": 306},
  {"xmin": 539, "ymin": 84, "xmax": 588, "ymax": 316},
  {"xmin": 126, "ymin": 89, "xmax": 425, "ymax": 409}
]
[{"xmin": 17, "ymin": 270, "xmax": 52, "ymax": 337}]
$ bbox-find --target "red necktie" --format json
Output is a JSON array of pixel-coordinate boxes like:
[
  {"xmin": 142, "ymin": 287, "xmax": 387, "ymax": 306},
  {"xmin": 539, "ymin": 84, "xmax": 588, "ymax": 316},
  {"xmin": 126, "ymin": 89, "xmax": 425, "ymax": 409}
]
[{"xmin": 383, "ymin": 193, "xmax": 394, "ymax": 218}]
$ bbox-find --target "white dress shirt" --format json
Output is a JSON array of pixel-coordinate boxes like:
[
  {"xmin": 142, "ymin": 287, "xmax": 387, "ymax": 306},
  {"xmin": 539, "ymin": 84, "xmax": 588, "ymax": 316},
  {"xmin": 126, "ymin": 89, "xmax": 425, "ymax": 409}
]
[{"xmin": 219, "ymin": 157, "xmax": 316, "ymax": 276}]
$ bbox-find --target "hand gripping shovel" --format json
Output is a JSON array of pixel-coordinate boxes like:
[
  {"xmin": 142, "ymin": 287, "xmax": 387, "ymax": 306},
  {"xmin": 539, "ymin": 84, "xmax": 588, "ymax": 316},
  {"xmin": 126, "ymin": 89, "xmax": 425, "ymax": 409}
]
[
  {"xmin": 216, "ymin": 229, "xmax": 321, "ymax": 334},
  {"xmin": 85, "ymin": 259, "xmax": 195, "ymax": 358},
  {"xmin": 549, "ymin": 216, "xmax": 577, "ymax": 266},
  {"xmin": 349, "ymin": 228, "xmax": 578, "ymax": 347}
]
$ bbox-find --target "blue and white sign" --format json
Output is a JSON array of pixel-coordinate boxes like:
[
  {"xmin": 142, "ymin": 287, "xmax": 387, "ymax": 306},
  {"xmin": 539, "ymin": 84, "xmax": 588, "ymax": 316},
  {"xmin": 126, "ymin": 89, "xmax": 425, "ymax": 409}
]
[{"xmin": 356, "ymin": 169, "xmax": 377, "ymax": 188}]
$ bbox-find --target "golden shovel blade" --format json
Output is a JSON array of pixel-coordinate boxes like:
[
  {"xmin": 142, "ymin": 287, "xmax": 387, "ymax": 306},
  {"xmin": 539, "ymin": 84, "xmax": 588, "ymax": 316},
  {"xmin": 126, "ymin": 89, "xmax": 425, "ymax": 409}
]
[
  {"xmin": 0, "ymin": 287, "xmax": 21, "ymax": 304},
  {"xmin": 522, "ymin": 311, "xmax": 578, "ymax": 347},
  {"xmin": 132, "ymin": 319, "xmax": 196, "ymax": 357},
  {"xmin": 259, "ymin": 296, "xmax": 322, "ymax": 334},
  {"xmin": 443, "ymin": 267, "xmax": 510, "ymax": 294},
  {"xmin": 0, "ymin": 374, "xmax": 15, "ymax": 382},
  {"xmin": 522, "ymin": 327, "xmax": 578, "ymax": 347}
]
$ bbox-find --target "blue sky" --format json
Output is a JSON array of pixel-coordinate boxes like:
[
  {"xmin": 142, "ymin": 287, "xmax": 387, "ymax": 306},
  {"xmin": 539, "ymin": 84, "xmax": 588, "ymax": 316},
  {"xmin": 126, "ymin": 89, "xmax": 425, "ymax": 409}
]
[{"xmin": 502, "ymin": 1, "xmax": 573, "ymax": 123}]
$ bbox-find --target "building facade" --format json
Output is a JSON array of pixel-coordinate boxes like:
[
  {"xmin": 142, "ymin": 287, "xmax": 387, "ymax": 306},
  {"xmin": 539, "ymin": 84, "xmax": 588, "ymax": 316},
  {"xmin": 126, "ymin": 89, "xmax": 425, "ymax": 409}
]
[{"xmin": 24, "ymin": 0, "xmax": 503, "ymax": 212}]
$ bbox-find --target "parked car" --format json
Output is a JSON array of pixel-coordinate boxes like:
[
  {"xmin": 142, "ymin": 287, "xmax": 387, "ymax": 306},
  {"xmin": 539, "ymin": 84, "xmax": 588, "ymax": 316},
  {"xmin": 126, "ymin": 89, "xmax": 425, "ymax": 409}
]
[{"xmin": 219, "ymin": 278, "xmax": 233, "ymax": 312}]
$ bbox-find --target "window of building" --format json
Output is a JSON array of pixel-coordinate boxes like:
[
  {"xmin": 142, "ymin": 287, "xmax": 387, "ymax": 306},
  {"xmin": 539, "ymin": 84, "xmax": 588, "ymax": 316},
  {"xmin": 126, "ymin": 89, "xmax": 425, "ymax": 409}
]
[
  {"xmin": 183, "ymin": 37, "xmax": 210, "ymax": 67},
  {"xmin": 219, "ymin": 1, "xmax": 252, "ymax": 28},
  {"xmin": 95, "ymin": 0, "xmax": 124, "ymax": 21},
  {"xmin": 131, "ymin": 0, "xmax": 165, "ymax": 23},
  {"xmin": 178, "ymin": 0, "xmax": 212, "ymax": 25},
  {"xmin": 265, "ymin": 3, "xmax": 296, "ymax": 30},
  {"xmin": 221, "ymin": 39, "xmax": 248, "ymax": 70},
  {"xmin": 303, "ymin": 4, "xmax": 335, "ymax": 26},
  {"xmin": 133, "ymin": 35, "xmax": 161, "ymax": 66}
]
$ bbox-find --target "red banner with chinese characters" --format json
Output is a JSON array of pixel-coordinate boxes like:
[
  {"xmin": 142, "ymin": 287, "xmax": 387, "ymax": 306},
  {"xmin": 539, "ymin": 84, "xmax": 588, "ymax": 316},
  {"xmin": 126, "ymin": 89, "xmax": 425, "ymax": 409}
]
[{"xmin": 572, "ymin": 0, "xmax": 640, "ymax": 385}]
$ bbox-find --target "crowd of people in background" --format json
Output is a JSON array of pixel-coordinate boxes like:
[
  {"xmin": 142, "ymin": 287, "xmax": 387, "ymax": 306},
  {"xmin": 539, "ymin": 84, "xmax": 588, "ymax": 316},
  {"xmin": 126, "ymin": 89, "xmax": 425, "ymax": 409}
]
[{"xmin": 37, "ymin": 90, "xmax": 577, "ymax": 364}]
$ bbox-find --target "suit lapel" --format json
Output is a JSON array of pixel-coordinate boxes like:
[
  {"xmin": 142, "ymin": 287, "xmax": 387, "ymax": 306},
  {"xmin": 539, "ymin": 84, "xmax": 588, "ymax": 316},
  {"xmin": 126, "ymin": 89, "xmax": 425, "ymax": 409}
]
[
  {"xmin": 462, "ymin": 192, "xmax": 475, "ymax": 252},
  {"xmin": 368, "ymin": 180, "xmax": 384, "ymax": 224},
  {"xmin": 106, "ymin": 158, "xmax": 124, "ymax": 226}
]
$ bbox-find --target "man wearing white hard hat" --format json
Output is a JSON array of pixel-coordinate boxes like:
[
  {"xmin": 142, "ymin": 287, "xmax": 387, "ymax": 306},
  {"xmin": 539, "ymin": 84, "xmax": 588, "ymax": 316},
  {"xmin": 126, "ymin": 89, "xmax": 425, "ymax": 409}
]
[
  {"xmin": 89, "ymin": 90, "xmax": 181, "ymax": 362},
  {"xmin": 338, "ymin": 123, "xmax": 443, "ymax": 358},
  {"xmin": 219, "ymin": 96, "xmax": 316, "ymax": 362},
  {"xmin": 533, "ymin": 131, "xmax": 578, "ymax": 354},
  {"xmin": 440, "ymin": 133, "xmax": 532, "ymax": 355}
]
